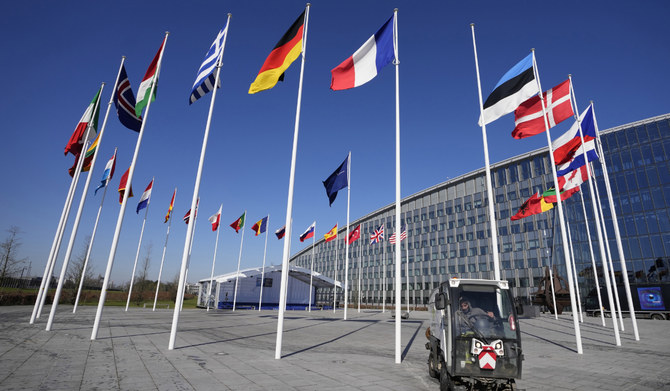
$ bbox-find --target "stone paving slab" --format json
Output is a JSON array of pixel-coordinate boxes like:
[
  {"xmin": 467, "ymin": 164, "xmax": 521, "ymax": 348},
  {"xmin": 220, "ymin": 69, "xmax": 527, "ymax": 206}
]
[{"xmin": 1, "ymin": 306, "xmax": 669, "ymax": 390}]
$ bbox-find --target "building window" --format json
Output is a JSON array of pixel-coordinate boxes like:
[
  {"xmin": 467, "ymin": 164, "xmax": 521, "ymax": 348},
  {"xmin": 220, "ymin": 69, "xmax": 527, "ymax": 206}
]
[
  {"xmin": 515, "ymin": 242, "xmax": 524, "ymax": 251},
  {"xmin": 430, "ymin": 238, "xmax": 437, "ymax": 246},
  {"xmin": 499, "ymin": 226, "xmax": 508, "ymax": 236},
  {"xmin": 457, "ymin": 234, "xmax": 464, "ymax": 242},
  {"xmin": 528, "ymin": 239, "xmax": 539, "ymax": 249},
  {"xmin": 466, "ymin": 232, "xmax": 474, "ymax": 241},
  {"xmin": 458, "ymin": 219, "xmax": 465, "ymax": 227},
  {"xmin": 421, "ymin": 213, "xmax": 427, "ymax": 221},
  {"xmin": 510, "ymin": 224, "xmax": 521, "ymax": 234},
  {"xmin": 467, "ymin": 216, "xmax": 475, "ymax": 225},
  {"xmin": 439, "ymin": 223, "xmax": 446, "ymax": 231},
  {"xmin": 502, "ymin": 243, "xmax": 512, "ymax": 252},
  {"xmin": 455, "ymin": 204, "xmax": 463, "ymax": 213},
  {"xmin": 459, "ymin": 249, "xmax": 467, "ymax": 257},
  {"xmin": 431, "ymin": 224, "xmax": 438, "ymax": 232},
  {"xmin": 437, "ymin": 209, "xmax": 444, "ymax": 217},
  {"xmin": 429, "ymin": 211, "xmax": 435, "ymax": 219},
  {"xmin": 496, "ymin": 194, "xmax": 505, "ymax": 203},
  {"xmin": 480, "ymin": 246, "xmax": 488, "ymax": 255},
  {"xmin": 464, "ymin": 202, "xmax": 472, "ymax": 211},
  {"xmin": 477, "ymin": 230, "xmax": 485, "ymax": 239},
  {"xmin": 469, "ymin": 247, "xmax": 477, "ymax": 256}
]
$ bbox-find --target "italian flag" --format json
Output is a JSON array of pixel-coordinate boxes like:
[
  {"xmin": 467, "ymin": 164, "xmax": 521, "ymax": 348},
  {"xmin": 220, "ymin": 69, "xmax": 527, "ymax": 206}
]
[
  {"xmin": 64, "ymin": 88, "xmax": 102, "ymax": 157},
  {"xmin": 135, "ymin": 37, "xmax": 166, "ymax": 117}
]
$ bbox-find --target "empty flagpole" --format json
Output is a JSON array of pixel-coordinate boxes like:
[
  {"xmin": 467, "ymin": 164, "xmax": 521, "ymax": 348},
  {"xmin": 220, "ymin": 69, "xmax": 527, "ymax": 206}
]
[
  {"xmin": 334, "ymin": 223, "xmax": 339, "ymax": 313},
  {"xmin": 344, "ymin": 151, "xmax": 351, "ymax": 320},
  {"xmin": 30, "ymin": 161, "xmax": 78, "ymax": 324},
  {"xmin": 125, "ymin": 182, "xmax": 152, "ymax": 312},
  {"xmin": 391, "ymin": 9, "xmax": 403, "ymax": 364},
  {"xmin": 568, "ymin": 80, "xmax": 620, "ymax": 346},
  {"xmin": 565, "ymin": 220, "xmax": 584, "ymax": 322},
  {"xmin": 592, "ymin": 169, "xmax": 625, "ymax": 328},
  {"xmin": 275, "ymin": 4, "xmax": 311, "ymax": 357},
  {"xmin": 591, "ymin": 103, "xmax": 639, "ymax": 340},
  {"xmin": 357, "ymin": 229, "xmax": 361, "ymax": 312},
  {"xmin": 308, "ymin": 221, "xmax": 315, "ymax": 312},
  {"xmin": 258, "ymin": 215, "xmax": 270, "ymax": 311},
  {"xmin": 46, "ymin": 81, "xmax": 106, "ymax": 331},
  {"xmin": 578, "ymin": 189, "xmax": 606, "ymax": 326},
  {"xmin": 405, "ymin": 247, "xmax": 409, "ymax": 313},
  {"xmin": 92, "ymin": 32, "xmax": 169, "ymax": 341},
  {"xmin": 470, "ymin": 24, "xmax": 502, "ymax": 281},
  {"xmin": 532, "ymin": 50, "xmax": 583, "ymax": 353},
  {"xmin": 382, "ymin": 245, "xmax": 386, "ymax": 313},
  {"xmin": 207, "ymin": 204, "xmax": 222, "ymax": 312},
  {"xmin": 73, "ymin": 148, "xmax": 117, "ymax": 313},
  {"xmin": 169, "ymin": 13, "xmax": 231, "ymax": 348},
  {"xmin": 233, "ymin": 211, "xmax": 246, "ymax": 312},
  {"xmin": 154, "ymin": 188, "xmax": 176, "ymax": 311},
  {"xmin": 181, "ymin": 204, "xmax": 199, "ymax": 312}
]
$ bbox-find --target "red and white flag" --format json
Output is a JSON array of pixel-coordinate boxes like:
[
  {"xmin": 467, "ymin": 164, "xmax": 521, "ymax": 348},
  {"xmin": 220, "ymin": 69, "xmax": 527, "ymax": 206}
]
[
  {"xmin": 208, "ymin": 205, "xmax": 222, "ymax": 231},
  {"xmin": 512, "ymin": 79, "xmax": 573, "ymax": 139},
  {"xmin": 557, "ymin": 164, "xmax": 589, "ymax": 193},
  {"xmin": 347, "ymin": 225, "xmax": 361, "ymax": 245}
]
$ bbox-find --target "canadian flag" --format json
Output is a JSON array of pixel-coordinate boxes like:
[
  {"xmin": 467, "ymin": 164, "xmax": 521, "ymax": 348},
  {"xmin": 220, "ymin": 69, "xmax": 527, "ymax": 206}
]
[{"xmin": 512, "ymin": 79, "xmax": 573, "ymax": 139}]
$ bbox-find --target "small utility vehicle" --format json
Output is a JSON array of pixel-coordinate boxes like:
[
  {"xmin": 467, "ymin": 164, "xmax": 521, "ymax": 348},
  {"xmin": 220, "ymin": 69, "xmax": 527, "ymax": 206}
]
[{"xmin": 426, "ymin": 279, "xmax": 523, "ymax": 390}]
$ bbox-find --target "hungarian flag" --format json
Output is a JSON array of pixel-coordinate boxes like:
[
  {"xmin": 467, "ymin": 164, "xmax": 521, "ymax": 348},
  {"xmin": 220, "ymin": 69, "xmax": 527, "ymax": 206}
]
[
  {"xmin": 164, "ymin": 188, "xmax": 176, "ymax": 223},
  {"xmin": 118, "ymin": 167, "xmax": 133, "ymax": 204},
  {"xmin": 64, "ymin": 87, "xmax": 102, "ymax": 157},
  {"xmin": 135, "ymin": 37, "xmax": 167, "ymax": 117},
  {"xmin": 511, "ymin": 192, "xmax": 554, "ymax": 221},
  {"xmin": 251, "ymin": 216, "xmax": 268, "ymax": 236},
  {"xmin": 512, "ymin": 79, "xmax": 573, "ymax": 139},
  {"xmin": 324, "ymin": 224, "xmax": 338, "ymax": 242},
  {"xmin": 330, "ymin": 14, "xmax": 395, "ymax": 90},
  {"xmin": 542, "ymin": 187, "xmax": 580, "ymax": 204},
  {"xmin": 347, "ymin": 224, "xmax": 361, "ymax": 245},
  {"xmin": 249, "ymin": 10, "xmax": 305, "ymax": 94},
  {"xmin": 95, "ymin": 148, "xmax": 117, "ymax": 195},
  {"xmin": 209, "ymin": 205, "xmax": 222, "ymax": 231},
  {"xmin": 136, "ymin": 179, "xmax": 153, "ymax": 214},
  {"xmin": 230, "ymin": 212, "xmax": 246, "ymax": 233},
  {"xmin": 275, "ymin": 225, "xmax": 286, "ymax": 240}
]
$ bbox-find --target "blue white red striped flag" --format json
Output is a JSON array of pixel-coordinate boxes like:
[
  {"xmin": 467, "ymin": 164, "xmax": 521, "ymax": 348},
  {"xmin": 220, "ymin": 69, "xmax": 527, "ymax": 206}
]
[
  {"xmin": 114, "ymin": 65, "xmax": 142, "ymax": 132},
  {"xmin": 190, "ymin": 22, "xmax": 229, "ymax": 104},
  {"xmin": 299, "ymin": 222, "xmax": 316, "ymax": 242},
  {"xmin": 95, "ymin": 148, "xmax": 117, "ymax": 195},
  {"xmin": 136, "ymin": 179, "xmax": 153, "ymax": 214}
]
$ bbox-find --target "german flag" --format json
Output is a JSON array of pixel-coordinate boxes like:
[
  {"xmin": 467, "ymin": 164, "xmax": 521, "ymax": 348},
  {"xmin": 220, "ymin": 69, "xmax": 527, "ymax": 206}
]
[{"xmin": 249, "ymin": 10, "xmax": 305, "ymax": 94}]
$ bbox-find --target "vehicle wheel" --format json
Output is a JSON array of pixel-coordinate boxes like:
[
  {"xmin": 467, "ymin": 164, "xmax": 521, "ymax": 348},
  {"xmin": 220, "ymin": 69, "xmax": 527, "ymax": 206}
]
[
  {"xmin": 439, "ymin": 365, "xmax": 452, "ymax": 391},
  {"xmin": 651, "ymin": 313, "xmax": 664, "ymax": 320},
  {"xmin": 427, "ymin": 351, "xmax": 439, "ymax": 378}
]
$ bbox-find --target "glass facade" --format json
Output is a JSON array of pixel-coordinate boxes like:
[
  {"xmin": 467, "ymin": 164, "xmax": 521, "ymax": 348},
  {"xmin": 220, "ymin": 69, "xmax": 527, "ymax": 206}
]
[{"xmin": 290, "ymin": 114, "xmax": 670, "ymax": 308}]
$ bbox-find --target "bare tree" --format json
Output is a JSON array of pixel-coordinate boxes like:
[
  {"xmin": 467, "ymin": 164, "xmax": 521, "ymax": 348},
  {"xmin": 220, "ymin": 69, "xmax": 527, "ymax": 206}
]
[
  {"xmin": 0, "ymin": 226, "xmax": 27, "ymax": 283},
  {"xmin": 66, "ymin": 236, "xmax": 95, "ymax": 303},
  {"xmin": 134, "ymin": 243, "xmax": 152, "ymax": 305}
]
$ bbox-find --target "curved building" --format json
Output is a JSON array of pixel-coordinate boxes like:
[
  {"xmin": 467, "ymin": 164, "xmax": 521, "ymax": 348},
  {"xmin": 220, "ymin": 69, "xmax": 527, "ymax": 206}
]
[{"xmin": 289, "ymin": 113, "xmax": 670, "ymax": 309}]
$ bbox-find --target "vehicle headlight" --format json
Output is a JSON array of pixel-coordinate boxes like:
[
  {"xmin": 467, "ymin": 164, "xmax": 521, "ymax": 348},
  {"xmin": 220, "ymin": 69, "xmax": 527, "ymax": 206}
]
[
  {"xmin": 491, "ymin": 339, "xmax": 504, "ymax": 356},
  {"xmin": 471, "ymin": 338, "xmax": 483, "ymax": 355}
]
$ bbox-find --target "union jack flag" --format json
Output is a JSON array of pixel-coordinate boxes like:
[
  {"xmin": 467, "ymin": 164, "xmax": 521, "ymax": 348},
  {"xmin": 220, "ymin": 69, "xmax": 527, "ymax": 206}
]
[
  {"xmin": 369, "ymin": 225, "xmax": 384, "ymax": 245},
  {"xmin": 114, "ymin": 64, "xmax": 142, "ymax": 132},
  {"xmin": 389, "ymin": 225, "xmax": 407, "ymax": 244}
]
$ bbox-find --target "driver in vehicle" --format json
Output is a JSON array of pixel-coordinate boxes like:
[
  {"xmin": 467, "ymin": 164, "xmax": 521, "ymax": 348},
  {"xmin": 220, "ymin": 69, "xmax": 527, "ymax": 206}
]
[{"xmin": 457, "ymin": 296, "xmax": 494, "ymax": 334}]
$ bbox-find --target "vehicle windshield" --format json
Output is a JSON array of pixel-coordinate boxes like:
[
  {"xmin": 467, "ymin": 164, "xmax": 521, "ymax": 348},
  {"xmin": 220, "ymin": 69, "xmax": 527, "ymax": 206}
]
[{"xmin": 454, "ymin": 284, "xmax": 517, "ymax": 341}]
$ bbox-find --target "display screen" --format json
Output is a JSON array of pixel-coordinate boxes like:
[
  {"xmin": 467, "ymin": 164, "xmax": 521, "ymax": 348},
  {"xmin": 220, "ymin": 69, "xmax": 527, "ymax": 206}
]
[{"xmin": 637, "ymin": 287, "xmax": 665, "ymax": 310}]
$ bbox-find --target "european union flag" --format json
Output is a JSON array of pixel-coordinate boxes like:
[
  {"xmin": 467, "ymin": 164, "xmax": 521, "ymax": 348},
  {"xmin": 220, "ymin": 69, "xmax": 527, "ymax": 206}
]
[{"xmin": 323, "ymin": 154, "xmax": 349, "ymax": 206}]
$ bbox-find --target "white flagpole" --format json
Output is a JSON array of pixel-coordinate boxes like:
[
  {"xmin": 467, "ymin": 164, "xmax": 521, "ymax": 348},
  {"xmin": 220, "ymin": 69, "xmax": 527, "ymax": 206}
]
[
  {"xmin": 308, "ymin": 221, "xmax": 315, "ymax": 312},
  {"xmin": 46, "ymin": 79, "xmax": 107, "ymax": 330},
  {"xmin": 153, "ymin": 188, "xmax": 175, "ymax": 311},
  {"xmin": 382, "ymin": 245, "xmax": 386, "ymax": 313},
  {"xmin": 593, "ymin": 171, "xmax": 624, "ymax": 328},
  {"xmin": 125, "ymin": 190, "xmax": 151, "ymax": 312},
  {"xmin": 207, "ymin": 205, "xmax": 222, "ymax": 312},
  {"xmin": 568, "ymin": 79, "xmax": 620, "ymax": 345},
  {"xmin": 344, "ymin": 151, "xmax": 351, "ymax": 320},
  {"xmin": 532, "ymin": 51, "xmax": 583, "ymax": 353},
  {"xmin": 565, "ymin": 219, "xmax": 584, "ymax": 322},
  {"xmin": 591, "ymin": 103, "xmax": 639, "ymax": 340},
  {"xmin": 181, "ymin": 205, "xmax": 198, "ymax": 313},
  {"xmin": 470, "ymin": 24, "xmax": 502, "ymax": 282},
  {"xmin": 30, "ymin": 158, "xmax": 78, "ymax": 324},
  {"xmin": 334, "ymin": 223, "xmax": 339, "ymax": 313},
  {"xmin": 275, "ymin": 3, "xmax": 310, "ymax": 360},
  {"xmin": 578, "ymin": 189, "xmax": 606, "ymax": 326},
  {"xmin": 73, "ymin": 150, "xmax": 114, "ymax": 313},
  {"xmin": 92, "ymin": 32, "xmax": 169, "ymax": 341},
  {"xmin": 169, "ymin": 12, "xmax": 231, "ymax": 348},
  {"xmin": 392, "ymin": 9, "xmax": 403, "ymax": 364},
  {"xmin": 258, "ymin": 215, "xmax": 270, "ymax": 311},
  {"xmin": 233, "ymin": 211, "xmax": 246, "ymax": 312}
]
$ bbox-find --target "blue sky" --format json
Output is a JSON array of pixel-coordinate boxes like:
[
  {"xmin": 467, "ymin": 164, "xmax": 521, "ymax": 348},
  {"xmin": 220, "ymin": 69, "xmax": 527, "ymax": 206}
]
[{"xmin": 1, "ymin": 1, "xmax": 668, "ymax": 286}]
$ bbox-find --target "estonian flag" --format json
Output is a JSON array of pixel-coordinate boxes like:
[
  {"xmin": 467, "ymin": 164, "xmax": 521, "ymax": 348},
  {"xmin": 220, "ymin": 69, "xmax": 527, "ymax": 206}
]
[{"xmin": 479, "ymin": 53, "xmax": 539, "ymax": 126}]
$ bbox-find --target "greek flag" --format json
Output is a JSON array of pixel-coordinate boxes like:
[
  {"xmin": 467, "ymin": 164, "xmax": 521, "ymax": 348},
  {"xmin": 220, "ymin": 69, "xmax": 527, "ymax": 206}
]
[{"xmin": 189, "ymin": 23, "xmax": 229, "ymax": 104}]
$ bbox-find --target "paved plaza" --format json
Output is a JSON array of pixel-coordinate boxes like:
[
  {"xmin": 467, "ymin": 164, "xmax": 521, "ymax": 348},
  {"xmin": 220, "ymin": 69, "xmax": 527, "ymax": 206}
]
[{"xmin": 0, "ymin": 305, "xmax": 669, "ymax": 390}]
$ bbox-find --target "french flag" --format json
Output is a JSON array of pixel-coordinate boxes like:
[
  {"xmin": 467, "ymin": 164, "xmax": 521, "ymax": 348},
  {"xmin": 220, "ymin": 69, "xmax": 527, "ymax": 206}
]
[
  {"xmin": 136, "ymin": 179, "xmax": 153, "ymax": 214},
  {"xmin": 330, "ymin": 14, "xmax": 395, "ymax": 91},
  {"xmin": 300, "ymin": 222, "xmax": 316, "ymax": 242}
]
